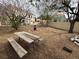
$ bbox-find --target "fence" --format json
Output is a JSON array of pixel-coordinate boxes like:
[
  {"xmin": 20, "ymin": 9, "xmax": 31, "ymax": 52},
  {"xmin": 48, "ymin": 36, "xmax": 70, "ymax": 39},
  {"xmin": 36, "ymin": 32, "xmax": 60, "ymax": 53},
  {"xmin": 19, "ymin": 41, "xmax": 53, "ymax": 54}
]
[{"xmin": 49, "ymin": 22, "xmax": 79, "ymax": 33}]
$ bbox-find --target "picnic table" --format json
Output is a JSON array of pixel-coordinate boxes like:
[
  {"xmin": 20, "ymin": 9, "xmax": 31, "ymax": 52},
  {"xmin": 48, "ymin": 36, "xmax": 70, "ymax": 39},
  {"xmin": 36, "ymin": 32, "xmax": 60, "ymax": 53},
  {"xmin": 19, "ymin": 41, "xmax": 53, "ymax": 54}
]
[
  {"xmin": 17, "ymin": 31, "xmax": 43, "ymax": 41},
  {"xmin": 14, "ymin": 32, "xmax": 34, "ymax": 44}
]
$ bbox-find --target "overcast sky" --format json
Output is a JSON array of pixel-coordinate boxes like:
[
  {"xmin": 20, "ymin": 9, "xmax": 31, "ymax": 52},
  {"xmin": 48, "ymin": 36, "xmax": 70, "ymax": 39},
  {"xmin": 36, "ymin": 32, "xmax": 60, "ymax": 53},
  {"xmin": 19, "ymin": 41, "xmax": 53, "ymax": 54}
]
[{"xmin": 0, "ymin": 0, "xmax": 78, "ymax": 18}]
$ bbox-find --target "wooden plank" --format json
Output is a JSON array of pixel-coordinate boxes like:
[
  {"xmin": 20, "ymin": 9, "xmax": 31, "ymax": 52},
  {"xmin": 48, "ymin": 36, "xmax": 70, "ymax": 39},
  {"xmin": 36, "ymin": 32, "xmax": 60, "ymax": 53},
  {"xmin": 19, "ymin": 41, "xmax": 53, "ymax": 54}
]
[
  {"xmin": 38, "ymin": 38, "xmax": 43, "ymax": 41},
  {"xmin": 19, "ymin": 31, "xmax": 43, "ymax": 41},
  {"xmin": 70, "ymin": 38, "xmax": 75, "ymax": 42},
  {"xmin": 22, "ymin": 31, "xmax": 43, "ymax": 41},
  {"xmin": 15, "ymin": 32, "xmax": 34, "ymax": 44},
  {"xmin": 8, "ymin": 38, "xmax": 28, "ymax": 58},
  {"xmin": 70, "ymin": 37, "xmax": 79, "ymax": 42},
  {"xmin": 74, "ymin": 41, "xmax": 79, "ymax": 46},
  {"xmin": 22, "ymin": 31, "xmax": 40, "ymax": 39}
]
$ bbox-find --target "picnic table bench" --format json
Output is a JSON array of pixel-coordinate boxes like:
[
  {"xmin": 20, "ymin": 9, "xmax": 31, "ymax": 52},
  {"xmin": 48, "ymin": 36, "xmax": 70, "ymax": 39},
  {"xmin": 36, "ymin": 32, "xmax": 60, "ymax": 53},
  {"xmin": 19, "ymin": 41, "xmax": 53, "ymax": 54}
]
[
  {"xmin": 14, "ymin": 32, "xmax": 34, "ymax": 44},
  {"xmin": 8, "ymin": 38, "xmax": 28, "ymax": 58}
]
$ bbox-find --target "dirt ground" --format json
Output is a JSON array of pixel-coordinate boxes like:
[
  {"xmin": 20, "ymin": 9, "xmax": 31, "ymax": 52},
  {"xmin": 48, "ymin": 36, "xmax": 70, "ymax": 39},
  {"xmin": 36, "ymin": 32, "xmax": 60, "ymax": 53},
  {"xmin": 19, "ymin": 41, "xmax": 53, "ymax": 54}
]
[{"xmin": 0, "ymin": 26, "xmax": 79, "ymax": 59}]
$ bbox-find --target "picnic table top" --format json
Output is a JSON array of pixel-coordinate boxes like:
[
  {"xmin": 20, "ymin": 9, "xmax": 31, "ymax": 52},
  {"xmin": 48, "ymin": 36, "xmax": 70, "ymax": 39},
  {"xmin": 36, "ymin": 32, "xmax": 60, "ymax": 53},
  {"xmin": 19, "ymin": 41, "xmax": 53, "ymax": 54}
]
[
  {"xmin": 18, "ymin": 31, "xmax": 40, "ymax": 38},
  {"xmin": 15, "ymin": 32, "xmax": 34, "ymax": 44}
]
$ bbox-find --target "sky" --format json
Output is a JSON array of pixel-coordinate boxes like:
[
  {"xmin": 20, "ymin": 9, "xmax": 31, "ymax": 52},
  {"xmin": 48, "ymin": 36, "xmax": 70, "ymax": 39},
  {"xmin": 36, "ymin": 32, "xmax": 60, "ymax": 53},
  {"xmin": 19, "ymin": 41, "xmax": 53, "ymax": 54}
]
[
  {"xmin": 70, "ymin": 0, "xmax": 78, "ymax": 7},
  {"xmin": 0, "ymin": 0, "xmax": 78, "ymax": 18},
  {"xmin": 64, "ymin": 0, "xmax": 78, "ymax": 19}
]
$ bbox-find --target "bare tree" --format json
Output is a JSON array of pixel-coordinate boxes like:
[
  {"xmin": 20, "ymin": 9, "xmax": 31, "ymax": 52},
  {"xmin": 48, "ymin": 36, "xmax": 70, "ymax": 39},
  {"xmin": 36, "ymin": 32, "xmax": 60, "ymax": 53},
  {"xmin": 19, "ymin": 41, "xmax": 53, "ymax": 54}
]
[
  {"xmin": 62, "ymin": 0, "xmax": 79, "ymax": 33},
  {"xmin": 0, "ymin": 0, "xmax": 28, "ymax": 30}
]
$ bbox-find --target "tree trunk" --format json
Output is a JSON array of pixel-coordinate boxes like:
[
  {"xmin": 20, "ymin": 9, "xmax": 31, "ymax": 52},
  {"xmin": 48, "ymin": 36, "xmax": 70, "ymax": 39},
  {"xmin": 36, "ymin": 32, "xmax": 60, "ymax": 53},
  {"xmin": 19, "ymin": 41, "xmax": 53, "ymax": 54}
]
[
  {"xmin": 69, "ymin": 21, "xmax": 75, "ymax": 33},
  {"xmin": 15, "ymin": 27, "xmax": 18, "ymax": 30},
  {"xmin": 33, "ymin": 25, "xmax": 37, "ymax": 31}
]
